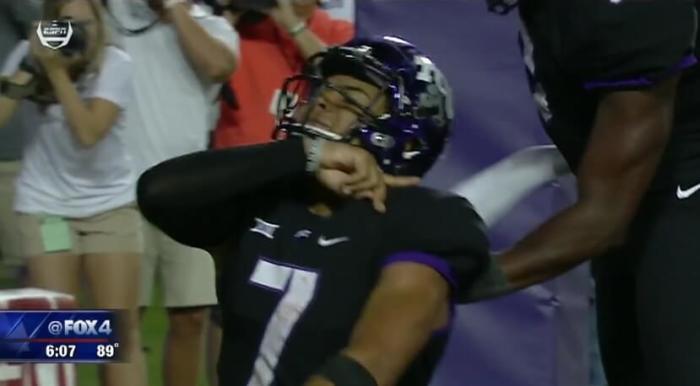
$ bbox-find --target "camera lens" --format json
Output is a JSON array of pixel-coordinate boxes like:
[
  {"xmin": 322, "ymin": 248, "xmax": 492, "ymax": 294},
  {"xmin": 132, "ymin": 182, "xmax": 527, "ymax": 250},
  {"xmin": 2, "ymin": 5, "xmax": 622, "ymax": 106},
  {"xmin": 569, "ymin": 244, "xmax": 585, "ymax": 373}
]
[{"xmin": 61, "ymin": 22, "xmax": 88, "ymax": 56}]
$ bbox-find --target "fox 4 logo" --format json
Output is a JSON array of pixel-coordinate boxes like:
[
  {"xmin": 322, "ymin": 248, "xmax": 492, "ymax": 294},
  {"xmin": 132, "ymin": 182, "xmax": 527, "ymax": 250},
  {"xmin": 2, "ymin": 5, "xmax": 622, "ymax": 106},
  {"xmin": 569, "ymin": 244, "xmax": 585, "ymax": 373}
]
[{"xmin": 64, "ymin": 319, "xmax": 112, "ymax": 335}]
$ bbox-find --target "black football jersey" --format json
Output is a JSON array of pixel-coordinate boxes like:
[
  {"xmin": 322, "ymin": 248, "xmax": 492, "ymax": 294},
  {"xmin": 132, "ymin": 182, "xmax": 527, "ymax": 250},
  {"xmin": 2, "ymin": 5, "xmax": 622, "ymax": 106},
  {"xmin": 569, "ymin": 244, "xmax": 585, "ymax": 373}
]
[
  {"xmin": 519, "ymin": 0, "xmax": 700, "ymax": 191},
  {"xmin": 215, "ymin": 185, "xmax": 489, "ymax": 386}
]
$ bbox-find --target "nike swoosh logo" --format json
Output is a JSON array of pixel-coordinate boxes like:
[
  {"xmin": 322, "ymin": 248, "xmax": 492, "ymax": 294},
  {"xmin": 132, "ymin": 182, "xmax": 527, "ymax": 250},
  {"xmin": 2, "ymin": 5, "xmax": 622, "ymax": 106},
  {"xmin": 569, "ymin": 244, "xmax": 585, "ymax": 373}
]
[
  {"xmin": 318, "ymin": 236, "xmax": 350, "ymax": 247},
  {"xmin": 676, "ymin": 183, "xmax": 700, "ymax": 199}
]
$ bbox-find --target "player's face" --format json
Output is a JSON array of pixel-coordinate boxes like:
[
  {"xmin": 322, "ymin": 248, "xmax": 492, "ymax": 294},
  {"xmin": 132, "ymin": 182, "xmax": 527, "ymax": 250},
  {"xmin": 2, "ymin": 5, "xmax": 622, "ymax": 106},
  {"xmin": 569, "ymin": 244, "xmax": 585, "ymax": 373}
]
[{"xmin": 301, "ymin": 74, "xmax": 388, "ymax": 137}]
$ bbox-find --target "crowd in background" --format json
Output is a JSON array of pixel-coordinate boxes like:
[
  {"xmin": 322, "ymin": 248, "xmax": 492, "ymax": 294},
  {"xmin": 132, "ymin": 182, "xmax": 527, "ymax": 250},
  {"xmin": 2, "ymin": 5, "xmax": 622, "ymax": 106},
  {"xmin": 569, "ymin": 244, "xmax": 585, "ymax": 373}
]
[{"xmin": 0, "ymin": 0, "xmax": 353, "ymax": 385}]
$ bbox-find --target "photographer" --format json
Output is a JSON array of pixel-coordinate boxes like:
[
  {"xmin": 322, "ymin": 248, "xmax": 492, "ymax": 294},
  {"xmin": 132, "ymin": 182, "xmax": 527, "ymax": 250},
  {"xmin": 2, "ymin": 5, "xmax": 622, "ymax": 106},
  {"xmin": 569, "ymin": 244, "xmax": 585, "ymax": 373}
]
[
  {"xmin": 0, "ymin": 1, "xmax": 145, "ymax": 385},
  {"xmin": 212, "ymin": 0, "xmax": 354, "ymax": 147},
  {"xmin": 103, "ymin": 1, "xmax": 239, "ymax": 385},
  {"xmin": 0, "ymin": 0, "xmax": 40, "ymax": 287}
]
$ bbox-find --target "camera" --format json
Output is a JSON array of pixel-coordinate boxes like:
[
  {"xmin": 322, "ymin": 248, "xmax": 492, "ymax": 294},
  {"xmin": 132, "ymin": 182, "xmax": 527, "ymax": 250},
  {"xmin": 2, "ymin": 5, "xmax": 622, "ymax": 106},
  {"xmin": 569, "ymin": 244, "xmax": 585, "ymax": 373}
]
[
  {"xmin": 36, "ymin": 20, "xmax": 88, "ymax": 57},
  {"xmin": 230, "ymin": 0, "xmax": 278, "ymax": 11}
]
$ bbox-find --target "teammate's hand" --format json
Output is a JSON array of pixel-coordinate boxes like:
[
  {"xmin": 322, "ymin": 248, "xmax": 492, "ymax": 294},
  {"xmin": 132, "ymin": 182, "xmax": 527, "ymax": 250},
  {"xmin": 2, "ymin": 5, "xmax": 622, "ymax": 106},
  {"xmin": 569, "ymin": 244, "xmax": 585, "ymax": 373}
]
[{"xmin": 308, "ymin": 139, "xmax": 421, "ymax": 213}]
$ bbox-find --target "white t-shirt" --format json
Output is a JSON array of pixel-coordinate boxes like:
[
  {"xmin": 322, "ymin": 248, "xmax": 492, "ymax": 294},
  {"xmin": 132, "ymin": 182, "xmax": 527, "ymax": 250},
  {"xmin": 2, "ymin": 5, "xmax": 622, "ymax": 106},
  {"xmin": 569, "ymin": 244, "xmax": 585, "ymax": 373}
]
[
  {"xmin": 107, "ymin": 2, "xmax": 240, "ymax": 175},
  {"xmin": 320, "ymin": 0, "xmax": 355, "ymax": 22},
  {"xmin": 1, "ymin": 41, "xmax": 137, "ymax": 218}
]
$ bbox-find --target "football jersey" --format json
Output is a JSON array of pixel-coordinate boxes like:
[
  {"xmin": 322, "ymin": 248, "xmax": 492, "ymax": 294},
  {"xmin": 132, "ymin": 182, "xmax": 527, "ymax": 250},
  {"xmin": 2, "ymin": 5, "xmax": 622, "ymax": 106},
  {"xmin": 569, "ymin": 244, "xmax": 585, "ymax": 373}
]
[
  {"xmin": 215, "ymin": 185, "xmax": 489, "ymax": 386},
  {"xmin": 519, "ymin": 0, "xmax": 700, "ymax": 191}
]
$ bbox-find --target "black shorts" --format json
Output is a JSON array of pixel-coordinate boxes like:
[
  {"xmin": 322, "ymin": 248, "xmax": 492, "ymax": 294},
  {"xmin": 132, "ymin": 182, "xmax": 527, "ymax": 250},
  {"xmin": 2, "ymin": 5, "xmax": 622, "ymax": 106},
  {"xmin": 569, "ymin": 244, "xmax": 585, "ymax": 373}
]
[{"xmin": 592, "ymin": 187, "xmax": 700, "ymax": 386}]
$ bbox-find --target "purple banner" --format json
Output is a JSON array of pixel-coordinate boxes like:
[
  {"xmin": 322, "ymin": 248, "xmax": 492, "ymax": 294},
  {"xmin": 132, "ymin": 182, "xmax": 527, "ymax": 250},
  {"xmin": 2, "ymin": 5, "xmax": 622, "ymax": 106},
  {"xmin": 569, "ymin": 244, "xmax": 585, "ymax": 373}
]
[{"xmin": 357, "ymin": 2, "xmax": 592, "ymax": 386}]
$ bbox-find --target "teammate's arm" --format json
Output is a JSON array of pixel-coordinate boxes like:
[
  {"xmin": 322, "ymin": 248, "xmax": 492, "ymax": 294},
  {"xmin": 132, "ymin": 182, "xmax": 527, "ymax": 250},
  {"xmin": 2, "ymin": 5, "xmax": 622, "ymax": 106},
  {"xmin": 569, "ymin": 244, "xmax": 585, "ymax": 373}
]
[
  {"xmin": 306, "ymin": 262, "xmax": 450, "ymax": 386},
  {"xmin": 496, "ymin": 76, "xmax": 680, "ymax": 291}
]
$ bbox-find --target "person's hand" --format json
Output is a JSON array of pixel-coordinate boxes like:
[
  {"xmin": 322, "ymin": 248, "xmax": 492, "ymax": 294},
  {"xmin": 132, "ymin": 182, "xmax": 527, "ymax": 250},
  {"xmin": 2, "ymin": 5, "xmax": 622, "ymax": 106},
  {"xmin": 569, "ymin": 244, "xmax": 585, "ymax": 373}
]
[
  {"xmin": 29, "ymin": 29, "xmax": 79, "ymax": 74},
  {"xmin": 306, "ymin": 139, "xmax": 421, "ymax": 213},
  {"xmin": 148, "ymin": 0, "xmax": 188, "ymax": 21},
  {"xmin": 9, "ymin": 69, "xmax": 34, "ymax": 86},
  {"xmin": 266, "ymin": 0, "xmax": 300, "ymax": 32},
  {"xmin": 216, "ymin": 0, "xmax": 242, "ymax": 24},
  {"xmin": 147, "ymin": 0, "xmax": 165, "ymax": 14}
]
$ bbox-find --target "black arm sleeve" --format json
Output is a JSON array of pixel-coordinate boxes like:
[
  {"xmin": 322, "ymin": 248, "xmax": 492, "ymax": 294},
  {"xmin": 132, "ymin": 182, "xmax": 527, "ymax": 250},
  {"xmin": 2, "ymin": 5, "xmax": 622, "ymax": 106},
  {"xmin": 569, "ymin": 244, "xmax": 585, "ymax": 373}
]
[{"xmin": 137, "ymin": 139, "xmax": 307, "ymax": 249}]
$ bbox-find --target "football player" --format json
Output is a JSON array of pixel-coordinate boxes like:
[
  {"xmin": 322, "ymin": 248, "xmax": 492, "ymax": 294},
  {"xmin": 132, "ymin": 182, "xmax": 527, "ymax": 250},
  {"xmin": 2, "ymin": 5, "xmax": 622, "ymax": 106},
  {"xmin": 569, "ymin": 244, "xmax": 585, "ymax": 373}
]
[
  {"xmin": 477, "ymin": 1, "xmax": 700, "ymax": 385},
  {"xmin": 138, "ymin": 36, "xmax": 490, "ymax": 386}
]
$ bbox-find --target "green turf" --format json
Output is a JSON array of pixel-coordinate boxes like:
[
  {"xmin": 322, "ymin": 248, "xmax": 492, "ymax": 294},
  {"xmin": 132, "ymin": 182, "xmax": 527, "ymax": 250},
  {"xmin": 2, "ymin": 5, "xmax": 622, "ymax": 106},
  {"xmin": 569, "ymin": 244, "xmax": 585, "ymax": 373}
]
[
  {"xmin": 0, "ymin": 272, "xmax": 208, "ymax": 386},
  {"xmin": 77, "ymin": 287, "xmax": 210, "ymax": 386}
]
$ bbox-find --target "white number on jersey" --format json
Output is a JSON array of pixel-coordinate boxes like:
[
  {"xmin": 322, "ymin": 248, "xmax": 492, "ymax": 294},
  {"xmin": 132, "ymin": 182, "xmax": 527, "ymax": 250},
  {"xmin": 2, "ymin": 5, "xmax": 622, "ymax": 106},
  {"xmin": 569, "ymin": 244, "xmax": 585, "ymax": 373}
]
[{"xmin": 246, "ymin": 258, "xmax": 319, "ymax": 386}]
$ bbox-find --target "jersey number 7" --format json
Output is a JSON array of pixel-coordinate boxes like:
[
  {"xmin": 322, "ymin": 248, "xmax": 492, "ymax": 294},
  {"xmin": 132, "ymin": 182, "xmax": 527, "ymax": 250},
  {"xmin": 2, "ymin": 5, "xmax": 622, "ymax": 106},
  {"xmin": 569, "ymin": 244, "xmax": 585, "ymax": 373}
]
[{"xmin": 246, "ymin": 258, "xmax": 320, "ymax": 386}]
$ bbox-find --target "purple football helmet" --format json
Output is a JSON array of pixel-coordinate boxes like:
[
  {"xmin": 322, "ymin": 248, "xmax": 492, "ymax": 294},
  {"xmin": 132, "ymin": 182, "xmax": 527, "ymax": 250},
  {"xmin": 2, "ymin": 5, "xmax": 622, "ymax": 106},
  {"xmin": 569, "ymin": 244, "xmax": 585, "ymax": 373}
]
[{"xmin": 273, "ymin": 36, "xmax": 454, "ymax": 177}]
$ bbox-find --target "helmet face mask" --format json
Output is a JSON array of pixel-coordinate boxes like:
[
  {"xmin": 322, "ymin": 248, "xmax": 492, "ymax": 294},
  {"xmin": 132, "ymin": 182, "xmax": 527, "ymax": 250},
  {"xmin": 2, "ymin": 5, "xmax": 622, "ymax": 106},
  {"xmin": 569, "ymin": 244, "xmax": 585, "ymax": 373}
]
[
  {"xmin": 274, "ymin": 36, "xmax": 454, "ymax": 177},
  {"xmin": 274, "ymin": 73, "xmax": 390, "ymax": 143}
]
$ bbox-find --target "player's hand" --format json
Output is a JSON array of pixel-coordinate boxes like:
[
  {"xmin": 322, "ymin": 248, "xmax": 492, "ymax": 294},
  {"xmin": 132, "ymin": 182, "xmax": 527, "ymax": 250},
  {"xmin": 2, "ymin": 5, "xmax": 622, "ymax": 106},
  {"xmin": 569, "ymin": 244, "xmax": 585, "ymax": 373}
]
[{"xmin": 308, "ymin": 140, "xmax": 421, "ymax": 213}]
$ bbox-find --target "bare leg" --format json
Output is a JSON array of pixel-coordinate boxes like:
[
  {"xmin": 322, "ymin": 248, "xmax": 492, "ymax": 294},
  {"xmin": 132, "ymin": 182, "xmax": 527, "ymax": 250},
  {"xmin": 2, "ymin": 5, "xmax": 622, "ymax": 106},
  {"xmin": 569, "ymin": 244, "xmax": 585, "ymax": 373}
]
[
  {"xmin": 164, "ymin": 307, "xmax": 208, "ymax": 386},
  {"xmin": 84, "ymin": 253, "xmax": 146, "ymax": 386}
]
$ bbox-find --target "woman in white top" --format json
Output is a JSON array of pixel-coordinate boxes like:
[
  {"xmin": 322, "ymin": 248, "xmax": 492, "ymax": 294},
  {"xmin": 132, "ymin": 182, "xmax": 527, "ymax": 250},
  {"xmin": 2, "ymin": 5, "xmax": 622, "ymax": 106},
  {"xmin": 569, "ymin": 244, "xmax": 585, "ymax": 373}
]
[{"xmin": 0, "ymin": 1, "xmax": 145, "ymax": 385}]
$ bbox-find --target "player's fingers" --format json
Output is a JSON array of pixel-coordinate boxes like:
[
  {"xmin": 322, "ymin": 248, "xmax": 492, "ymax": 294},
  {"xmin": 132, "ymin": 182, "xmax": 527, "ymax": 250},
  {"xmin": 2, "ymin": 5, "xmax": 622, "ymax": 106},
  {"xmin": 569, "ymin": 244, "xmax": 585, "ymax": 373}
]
[
  {"xmin": 346, "ymin": 150, "xmax": 381, "ymax": 183},
  {"xmin": 345, "ymin": 168, "xmax": 379, "ymax": 194},
  {"xmin": 342, "ymin": 174, "xmax": 366, "ymax": 195},
  {"xmin": 342, "ymin": 159, "xmax": 372, "ymax": 191},
  {"xmin": 351, "ymin": 185, "xmax": 386, "ymax": 213},
  {"xmin": 345, "ymin": 172, "xmax": 379, "ymax": 193},
  {"xmin": 317, "ymin": 168, "xmax": 353, "ymax": 196},
  {"xmin": 384, "ymin": 174, "xmax": 421, "ymax": 187},
  {"xmin": 371, "ymin": 182, "xmax": 387, "ymax": 213},
  {"xmin": 353, "ymin": 190, "xmax": 374, "ymax": 200}
]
